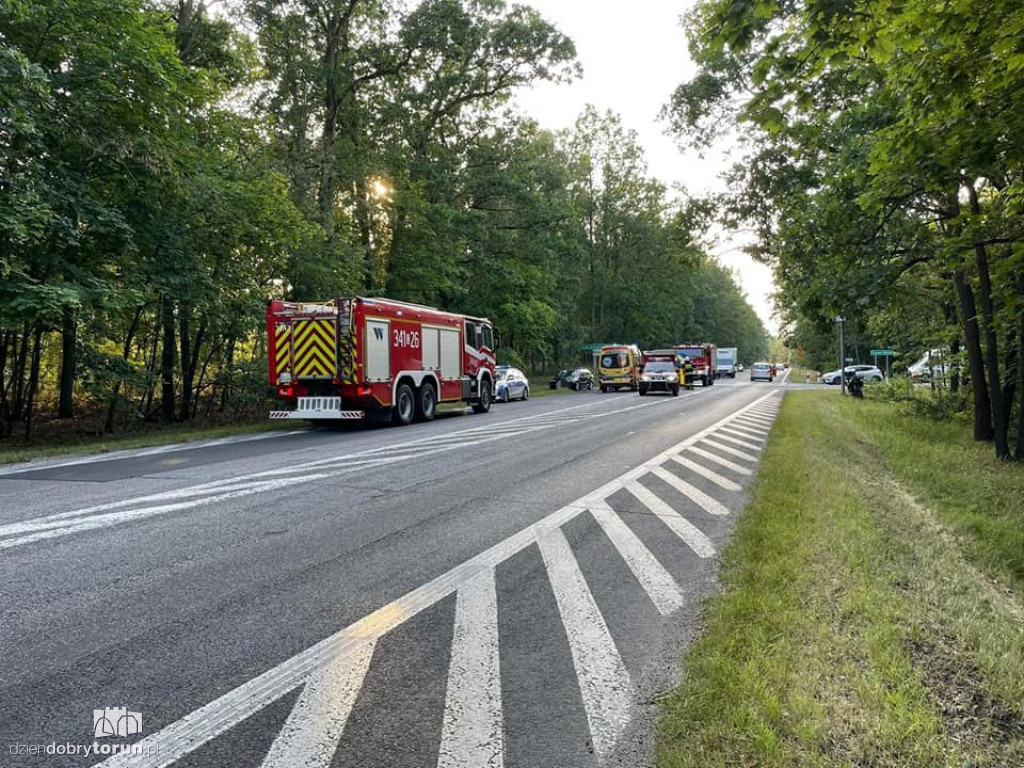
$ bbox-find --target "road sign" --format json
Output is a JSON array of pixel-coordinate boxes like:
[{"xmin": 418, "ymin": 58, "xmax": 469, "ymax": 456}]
[
  {"xmin": 870, "ymin": 349, "xmax": 895, "ymax": 356},
  {"xmin": 845, "ymin": 357, "xmax": 854, "ymax": 363}
]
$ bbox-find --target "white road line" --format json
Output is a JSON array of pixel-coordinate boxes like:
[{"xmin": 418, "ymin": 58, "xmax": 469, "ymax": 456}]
[
  {"xmin": 700, "ymin": 439, "xmax": 758, "ymax": 463},
  {"xmin": 259, "ymin": 638, "xmax": 376, "ymax": 768},
  {"xmin": 536, "ymin": 526, "xmax": 632, "ymax": 758},
  {"xmin": 4, "ymin": 400, "xmax": 668, "ymax": 549},
  {"xmin": 0, "ymin": 430, "xmax": 307, "ymax": 476},
  {"xmin": 719, "ymin": 424, "xmax": 765, "ymax": 439},
  {"xmin": 437, "ymin": 569, "xmax": 504, "ymax": 768},
  {"xmin": 0, "ymin": 473, "xmax": 338, "ymax": 549},
  {"xmin": 720, "ymin": 427, "xmax": 764, "ymax": 442},
  {"xmin": 685, "ymin": 447, "xmax": 752, "ymax": 476},
  {"xmin": 670, "ymin": 456, "xmax": 741, "ymax": 492},
  {"xmin": 92, "ymin": 390, "xmax": 777, "ymax": 768},
  {"xmin": 711, "ymin": 432, "xmax": 763, "ymax": 451},
  {"xmin": 648, "ymin": 465, "xmax": 731, "ymax": 516},
  {"xmin": 733, "ymin": 414, "xmax": 773, "ymax": 427},
  {"xmin": 589, "ymin": 499, "xmax": 684, "ymax": 615},
  {"xmin": 623, "ymin": 481, "xmax": 716, "ymax": 558}
]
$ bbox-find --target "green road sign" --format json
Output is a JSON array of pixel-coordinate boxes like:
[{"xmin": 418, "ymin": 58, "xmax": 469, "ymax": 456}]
[{"xmin": 870, "ymin": 349, "xmax": 895, "ymax": 356}]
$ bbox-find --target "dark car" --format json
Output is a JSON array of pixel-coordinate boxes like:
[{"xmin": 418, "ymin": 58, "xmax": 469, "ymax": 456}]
[{"xmin": 549, "ymin": 368, "xmax": 594, "ymax": 390}]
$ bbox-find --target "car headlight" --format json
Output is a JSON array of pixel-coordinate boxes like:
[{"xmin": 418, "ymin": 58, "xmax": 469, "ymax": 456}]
[
  {"xmin": 640, "ymin": 375, "xmax": 651, "ymax": 382},
  {"xmin": 668, "ymin": 374, "xmax": 678, "ymax": 383}
]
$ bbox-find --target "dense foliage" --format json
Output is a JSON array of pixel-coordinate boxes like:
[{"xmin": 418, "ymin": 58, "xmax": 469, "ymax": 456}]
[
  {"xmin": 0, "ymin": 0, "xmax": 766, "ymax": 440},
  {"xmin": 671, "ymin": 0, "xmax": 1024, "ymax": 458}
]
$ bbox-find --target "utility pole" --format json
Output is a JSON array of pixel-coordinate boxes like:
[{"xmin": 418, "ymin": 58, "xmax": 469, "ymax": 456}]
[{"xmin": 835, "ymin": 315, "xmax": 846, "ymax": 395}]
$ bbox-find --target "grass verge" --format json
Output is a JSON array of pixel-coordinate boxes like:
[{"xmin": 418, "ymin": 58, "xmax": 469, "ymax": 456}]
[{"xmin": 657, "ymin": 390, "xmax": 1024, "ymax": 768}]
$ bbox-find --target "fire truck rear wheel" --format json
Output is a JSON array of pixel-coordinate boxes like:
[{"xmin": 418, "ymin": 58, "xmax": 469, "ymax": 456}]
[
  {"xmin": 471, "ymin": 379, "xmax": 492, "ymax": 414},
  {"xmin": 392, "ymin": 382, "xmax": 415, "ymax": 426},
  {"xmin": 415, "ymin": 382, "xmax": 437, "ymax": 422}
]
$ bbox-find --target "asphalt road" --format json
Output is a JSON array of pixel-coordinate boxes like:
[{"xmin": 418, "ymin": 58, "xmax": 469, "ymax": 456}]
[{"xmin": 1, "ymin": 375, "xmax": 788, "ymax": 768}]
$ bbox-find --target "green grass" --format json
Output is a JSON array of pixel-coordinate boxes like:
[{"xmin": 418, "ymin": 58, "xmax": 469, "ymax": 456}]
[
  {"xmin": 788, "ymin": 365, "xmax": 821, "ymax": 383},
  {"xmin": 657, "ymin": 390, "xmax": 1024, "ymax": 768},
  {"xmin": 526, "ymin": 375, "xmax": 578, "ymax": 397},
  {"xmin": 0, "ymin": 420, "xmax": 297, "ymax": 467}
]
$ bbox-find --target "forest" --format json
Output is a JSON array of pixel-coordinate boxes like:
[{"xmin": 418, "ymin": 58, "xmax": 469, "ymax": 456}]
[
  {"xmin": 671, "ymin": 0, "xmax": 1024, "ymax": 458},
  {"xmin": 0, "ymin": 0, "xmax": 768, "ymax": 442}
]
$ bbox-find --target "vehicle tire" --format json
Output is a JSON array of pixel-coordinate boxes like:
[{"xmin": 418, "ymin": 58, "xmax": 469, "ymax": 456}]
[
  {"xmin": 522, "ymin": 386, "xmax": 529, "ymax": 401},
  {"xmin": 871, "ymin": 375, "xmax": 882, "ymax": 382},
  {"xmin": 392, "ymin": 382, "xmax": 415, "ymax": 426},
  {"xmin": 601, "ymin": 385, "xmax": 608, "ymax": 393},
  {"xmin": 414, "ymin": 382, "xmax": 436, "ymax": 422},
  {"xmin": 672, "ymin": 385, "xmax": 680, "ymax": 396},
  {"xmin": 571, "ymin": 382, "xmax": 578, "ymax": 391},
  {"xmin": 471, "ymin": 379, "xmax": 492, "ymax": 414}
]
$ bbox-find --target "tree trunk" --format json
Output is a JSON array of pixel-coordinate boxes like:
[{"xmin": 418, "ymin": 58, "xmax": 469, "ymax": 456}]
[
  {"xmin": 318, "ymin": 13, "xmax": 344, "ymax": 249},
  {"xmin": 179, "ymin": 308, "xmax": 207, "ymax": 422},
  {"xmin": 952, "ymin": 269, "xmax": 993, "ymax": 441},
  {"xmin": 106, "ymin": 306, "xmax": 144, "ymax": 433},
  {"xmin": 161, "ymin": 294, "xmax": 176, "ymax": 423},
  {"xmin": 966, "ymin": 183, "xmax": 1008, "ymax": 457},
  {"xmin": 142, "ymin": 307, "xmax": 160, "ymax": 417},
  {"xmin": 178, "ymin": 303, "xmax": 192, "ymax": 422},
  {"xmin": 949, "ymin": 336, "xmax": 960, "ymax": 394},
  {"xmin": 219, "ymin": 337, "xmax": 236, "ymax": 414},
  {"xmin": 58, "ymin": 304, "xmax": 77, "ymax": 418},
  {"xmin": 11, "ymin": 323, "xmax": 30, "ymax": 421},
  {"xmin": 1016, "ymin": 306, "xmax": 1024, "ymax": 460},
  {"xmin": 24, "ymin": 323, "xmax": 43, "ymax": 441},
  {"xmin": 0, "ymin": 331, "xmax": 10, "ymax": 438}
]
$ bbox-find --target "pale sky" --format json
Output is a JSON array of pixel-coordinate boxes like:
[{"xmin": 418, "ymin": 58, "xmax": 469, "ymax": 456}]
[{"xmin": 512, "ymin": 0, "xmax": 778, "ymax": 335}]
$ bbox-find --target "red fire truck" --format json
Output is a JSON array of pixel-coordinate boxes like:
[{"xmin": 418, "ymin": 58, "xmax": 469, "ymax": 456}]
[
  {"xmin": 267, "ymin": 297, "xmax": 497, "ymax": 425},
  {"xmin": 674, "ymin": 343, "xmax": 718, "ymax": 387}
]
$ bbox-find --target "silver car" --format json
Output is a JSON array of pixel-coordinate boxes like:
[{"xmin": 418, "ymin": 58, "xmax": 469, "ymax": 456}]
[
  {"xmin": 820, "ymin": 365, "xmax": 884, "ymax": 385},
  {"xmin": 750, "ymin": 362, "xmax": 773, "ymax": 382}
]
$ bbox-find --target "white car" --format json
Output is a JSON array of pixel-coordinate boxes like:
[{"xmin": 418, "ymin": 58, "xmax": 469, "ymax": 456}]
[
  {"xmin": 909, "ymin": 349, "xmax": 951, "ymax": 380},
  {"xmin": 820, "ymin": 365, "xmax": 884, "ymax": 385},
  {"xmin": 495, "ymin": 366, "xmax": 530, "ymax": 401}
]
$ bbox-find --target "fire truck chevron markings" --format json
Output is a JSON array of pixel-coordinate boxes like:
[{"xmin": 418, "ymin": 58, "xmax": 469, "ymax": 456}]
[{"xmin": 91, "ymin": 391, "xmax": 779, "ymax": 768}]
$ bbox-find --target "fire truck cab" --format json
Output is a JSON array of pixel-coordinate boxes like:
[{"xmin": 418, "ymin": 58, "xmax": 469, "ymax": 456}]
[
  {"xmin": 674, "ymin": 343, "xmax": 718, "ymax": 387},
  {"xmin": 268, "ymin": 297, "xmax": 496, "ymax": 425}
]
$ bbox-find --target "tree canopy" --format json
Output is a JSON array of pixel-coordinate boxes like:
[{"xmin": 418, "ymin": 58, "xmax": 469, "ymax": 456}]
[
  {"xmin": 0, "ymin": 0, "xmax": 767, "ymax": 441},
  {"xmin": 669, "ymin": 0, "xmax": 1024, "ymax": 458}
]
